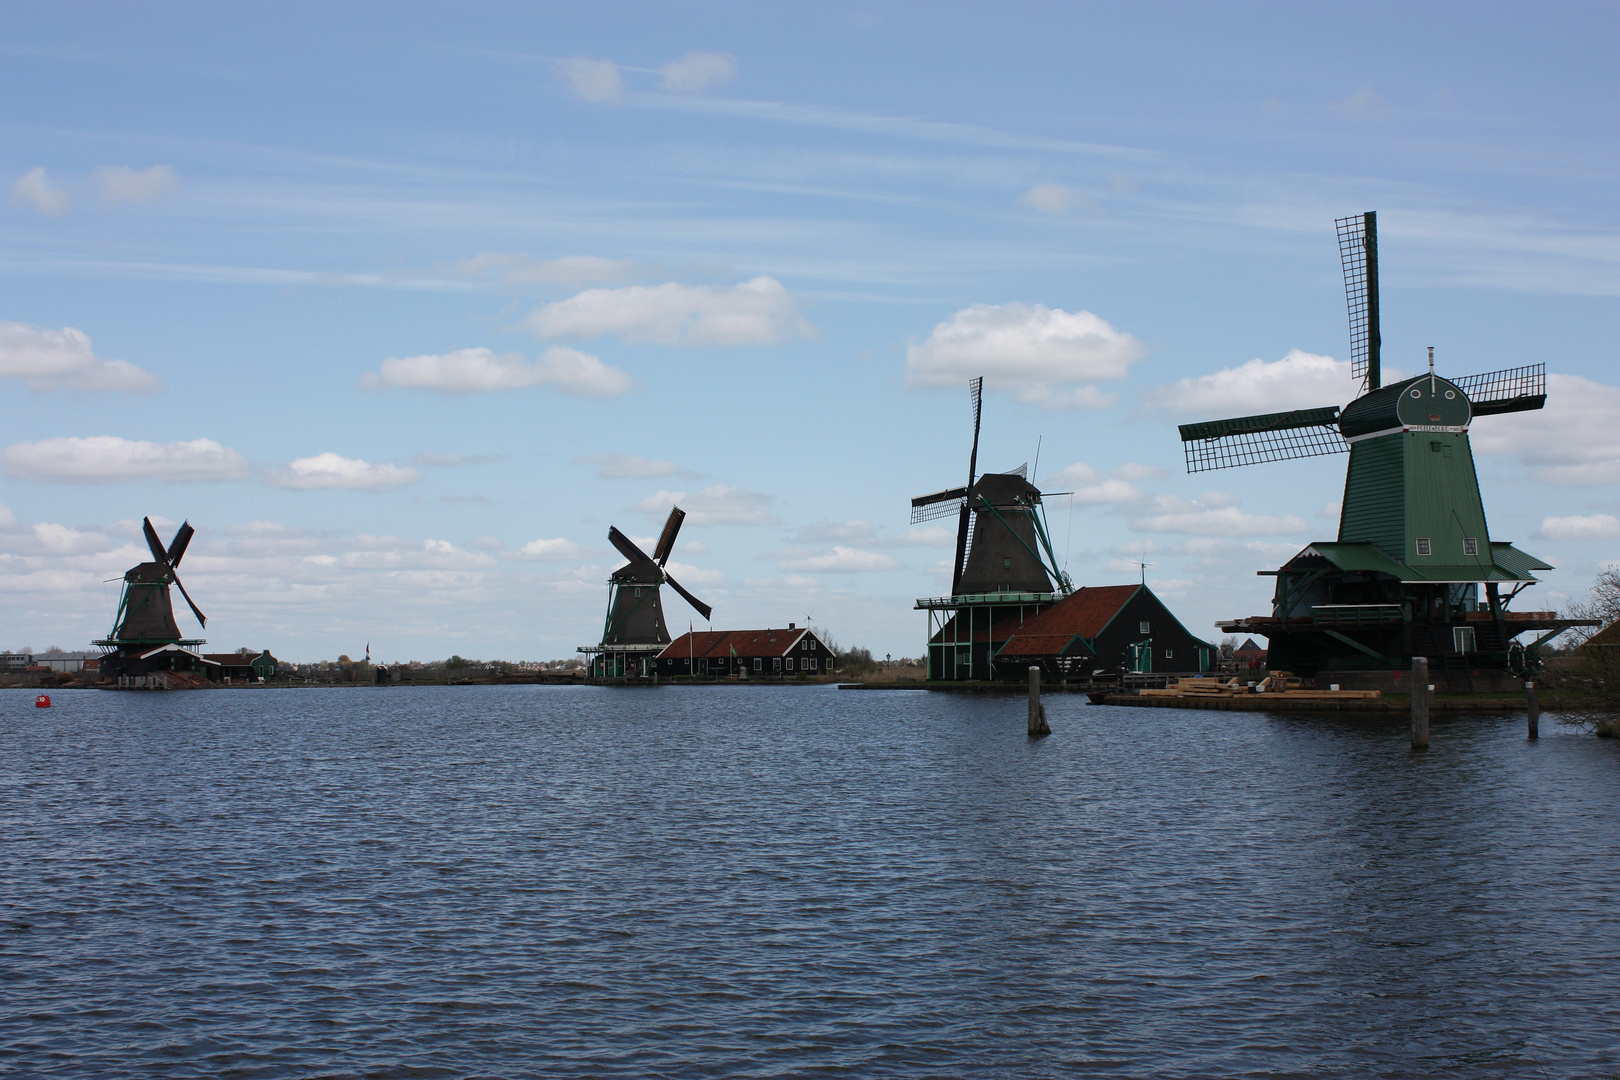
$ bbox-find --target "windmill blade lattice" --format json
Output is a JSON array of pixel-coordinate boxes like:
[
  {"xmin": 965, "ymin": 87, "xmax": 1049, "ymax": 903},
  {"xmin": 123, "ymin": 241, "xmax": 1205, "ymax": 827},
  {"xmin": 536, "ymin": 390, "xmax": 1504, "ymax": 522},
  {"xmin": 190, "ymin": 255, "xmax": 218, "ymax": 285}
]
[
  {"xmin": 1178, "ymin": 406, "xmax": 1348, "ymax": 473},
  {"xmin": 651, "ymin": 507, "xmax": 685, "ymax": 565},
  {"xmin": 911, "ymin": 486, "xmax": 967, "ymax": 523},
  {"xmin": 1336, "ymin": 212, "xmax": 1381, "ymax": 392},
  {"xmin": 1454, "ymin": 363, "xmax": 1547, "ymax": 416}
]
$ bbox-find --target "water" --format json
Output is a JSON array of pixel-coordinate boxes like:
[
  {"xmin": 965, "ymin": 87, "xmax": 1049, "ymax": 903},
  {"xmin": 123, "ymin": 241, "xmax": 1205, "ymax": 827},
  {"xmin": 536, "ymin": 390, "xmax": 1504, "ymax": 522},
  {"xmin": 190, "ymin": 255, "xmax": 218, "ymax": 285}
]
[{"xmin": 3, "ymin": 686, "xmax": 1617, "ymax": 1078}]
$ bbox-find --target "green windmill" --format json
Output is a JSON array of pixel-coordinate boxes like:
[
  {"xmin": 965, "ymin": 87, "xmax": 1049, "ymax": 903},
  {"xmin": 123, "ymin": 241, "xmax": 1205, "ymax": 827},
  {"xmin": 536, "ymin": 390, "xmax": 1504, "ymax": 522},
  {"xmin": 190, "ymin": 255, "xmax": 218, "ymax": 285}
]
[{"xmin": 1176, "ymin": 212, "xmax": 1589, "ymax": 685}]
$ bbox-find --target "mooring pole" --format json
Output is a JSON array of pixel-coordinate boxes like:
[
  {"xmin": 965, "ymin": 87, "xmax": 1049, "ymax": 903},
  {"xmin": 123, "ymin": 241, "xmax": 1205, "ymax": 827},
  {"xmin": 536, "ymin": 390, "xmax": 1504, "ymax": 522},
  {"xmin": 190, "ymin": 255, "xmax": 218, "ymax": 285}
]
[
  {"xmin": 1028, "ymin": 666, "xmax": 1050, "ymax": 738},
  {"xmin": 1410, "ymin": 657, "xmax": 1430, "ymax": 750},
  {"xmin": 1526, "ymin": 679, "xmax": 1539, "ymax": 740}
]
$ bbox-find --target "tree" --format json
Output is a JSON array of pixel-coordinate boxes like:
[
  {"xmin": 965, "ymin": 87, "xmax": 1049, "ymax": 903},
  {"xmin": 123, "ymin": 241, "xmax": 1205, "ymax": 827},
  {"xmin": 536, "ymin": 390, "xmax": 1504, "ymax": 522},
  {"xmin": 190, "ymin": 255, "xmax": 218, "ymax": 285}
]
[
  {"xmin": 1566, "ymin": 567, "xmax": 1620, "ymax": 645},
  {"xmin": 1218, "ymin": 635, "xmax": 1237, "ymax": 660},
  {"xmin": 1556, "ymin": 568, "xmax": 1620, "ymax": 736}
]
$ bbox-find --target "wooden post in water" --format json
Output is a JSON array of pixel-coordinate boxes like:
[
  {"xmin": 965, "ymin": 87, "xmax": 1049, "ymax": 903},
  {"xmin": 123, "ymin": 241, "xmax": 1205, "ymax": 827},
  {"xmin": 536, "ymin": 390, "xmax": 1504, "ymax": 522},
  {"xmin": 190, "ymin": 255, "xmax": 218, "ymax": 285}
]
[
  {"xmin": 1410, "ymin": 657, "xmax": 1430, "ymax": 750},
  {"xmin": 1028, "ymin": 666, "xmax": 1050, "ymax": 738},
  {"xmin": 1526, "ymin": 679, "xmax": 1539, "ymax": 740}
]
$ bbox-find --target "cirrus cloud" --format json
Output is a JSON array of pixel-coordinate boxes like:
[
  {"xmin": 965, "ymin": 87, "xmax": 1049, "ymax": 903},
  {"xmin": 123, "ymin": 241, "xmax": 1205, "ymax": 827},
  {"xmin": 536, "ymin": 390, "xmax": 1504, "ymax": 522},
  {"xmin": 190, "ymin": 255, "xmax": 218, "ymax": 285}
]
[
  {"xmin": 512, "ymin": 537, "xmax": 595, "ymax": 561},
  {"xmin": 525, "ymin": 277, "xmax": 813, "ymax": 346},
  {"xmin": 0, "ymin": 322, "xmax": 162, "ymax": 392},
  {"xmin": 906, "ymin": 302, "xmax": 1143, "ymax": 404},
  {"xmin": 272, "ymin": 453, "xmax": 421, "ymax": 491},
  {"xmin": 359, "ymin": 346, "xmax": 633, "ymax": 397},
  {"xmin": 1, "ymin": 436, "xmax": 252, "ymax": 483},
  {"xmin": 573, "ymin": 452, "xmax": 682, "ymax": 479}
]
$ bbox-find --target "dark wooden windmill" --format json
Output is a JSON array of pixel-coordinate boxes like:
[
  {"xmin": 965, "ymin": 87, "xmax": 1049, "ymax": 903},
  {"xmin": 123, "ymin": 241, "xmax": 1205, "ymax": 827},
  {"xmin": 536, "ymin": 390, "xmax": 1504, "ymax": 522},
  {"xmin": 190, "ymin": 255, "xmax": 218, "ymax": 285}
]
[
  {"xmin": 1176, "ymin": 212, "xmax": 1589, "ymax": 685},
  {"xmin": 95, "ymin": 517, "xmax": 208, "ymax": 678},
  {"xmin": 911, "ymin": 377, "xmax": 1073, "ymax": 681},
  {"xmin": 580, "ymin": 506, "xmax": 712, "ymax": 680}
]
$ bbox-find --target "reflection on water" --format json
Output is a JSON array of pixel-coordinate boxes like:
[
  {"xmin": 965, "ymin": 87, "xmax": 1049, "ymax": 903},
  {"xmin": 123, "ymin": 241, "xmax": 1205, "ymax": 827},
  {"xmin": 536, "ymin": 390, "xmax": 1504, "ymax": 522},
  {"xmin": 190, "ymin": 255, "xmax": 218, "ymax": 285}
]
[{"xmin": 3, "ymin": 687, "xmax": 1617, "ymax": 1077}]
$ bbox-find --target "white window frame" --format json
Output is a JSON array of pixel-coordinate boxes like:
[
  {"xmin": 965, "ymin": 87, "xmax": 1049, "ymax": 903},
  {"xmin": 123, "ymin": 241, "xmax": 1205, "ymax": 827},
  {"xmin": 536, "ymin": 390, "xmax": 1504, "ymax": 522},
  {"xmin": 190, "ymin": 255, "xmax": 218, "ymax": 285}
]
[
  {"xmin": 785, "ymin": 657, "xmax": 795, "ymax": 671},
  {"xmin": 808, "ymin": 658, "xmax": 817, "ymax": 671},
  {"xmin": 1453, "ymin": 626, "xmax": 1477, "ymax": 652},
  {"xmin": 753, "ymin": 657, "xmax": 762, "ymax": 671},
  {"xmin": 1416, "ymin": 537, "xmax": 1432, "ymax": 556},
  {"xmin": 1139, "ymin": 621, "xmax": 1151, "ymax": 634},
  {"xmin": 1463, "ymin": 538, "xmax": 1478, "ymax": 556},
  {"xmin": 772, "ymin": 657, "xmax": 781, "ymax": 672}
]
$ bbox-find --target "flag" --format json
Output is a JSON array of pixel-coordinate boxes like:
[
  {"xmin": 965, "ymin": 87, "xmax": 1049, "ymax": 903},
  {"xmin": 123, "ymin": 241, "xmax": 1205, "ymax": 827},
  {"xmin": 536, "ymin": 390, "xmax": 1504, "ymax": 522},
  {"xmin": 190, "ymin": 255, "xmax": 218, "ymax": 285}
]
[{"xmin": 365, "ymin": 641, "xmax": 371, "ymax": 661}]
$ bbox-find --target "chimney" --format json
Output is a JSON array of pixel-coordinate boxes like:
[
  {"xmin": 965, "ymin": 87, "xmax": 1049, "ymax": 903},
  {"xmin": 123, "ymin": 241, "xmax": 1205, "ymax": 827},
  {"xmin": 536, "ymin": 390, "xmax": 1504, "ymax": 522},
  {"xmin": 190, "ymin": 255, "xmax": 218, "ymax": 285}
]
[{"xmin": 789, "ymin": 622, "xmax": 795, "ymax": 629}]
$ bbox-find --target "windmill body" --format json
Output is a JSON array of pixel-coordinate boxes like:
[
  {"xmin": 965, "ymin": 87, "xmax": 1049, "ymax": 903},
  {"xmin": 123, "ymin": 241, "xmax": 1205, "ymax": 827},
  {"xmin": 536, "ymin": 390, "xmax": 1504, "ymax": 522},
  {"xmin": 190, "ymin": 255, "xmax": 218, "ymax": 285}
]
[
  {"xmin": 1179, "ymin": 213, "xmax": 1589, "ymax": 686},
  {"xmin": 912, "ymin": 378, "xmax": 1073, "ymax": 681},
  {"xmin": 579, "ymin": 507, "xmax": 712, "ymax": 680},
  {"xmin": 95, "ymin": 518, "xmax": 209, "ymax": 679}
]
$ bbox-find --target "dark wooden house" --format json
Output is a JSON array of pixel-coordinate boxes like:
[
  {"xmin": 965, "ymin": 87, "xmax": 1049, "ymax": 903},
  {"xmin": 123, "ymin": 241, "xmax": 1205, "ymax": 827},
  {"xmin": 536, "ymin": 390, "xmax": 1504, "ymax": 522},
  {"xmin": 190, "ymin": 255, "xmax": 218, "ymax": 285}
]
[
  {"xmin": 658, "ymin": 625, "xmax": 834, "ymax": 678},
  {"xmin": 203, "ymin": 650, "xmax": 279, "ymax": 681},
  {"xmin": 994, "ymin": 584, "xmax": 1214, "ymax": 679}
]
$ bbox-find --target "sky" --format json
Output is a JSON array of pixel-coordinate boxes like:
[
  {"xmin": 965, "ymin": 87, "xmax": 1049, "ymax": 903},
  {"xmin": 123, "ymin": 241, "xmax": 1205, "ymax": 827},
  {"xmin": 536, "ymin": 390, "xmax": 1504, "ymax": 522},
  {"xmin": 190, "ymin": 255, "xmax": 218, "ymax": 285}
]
[{"xmin": 1, "ymin": 1, "xmax": 1616, "ymax": 663}]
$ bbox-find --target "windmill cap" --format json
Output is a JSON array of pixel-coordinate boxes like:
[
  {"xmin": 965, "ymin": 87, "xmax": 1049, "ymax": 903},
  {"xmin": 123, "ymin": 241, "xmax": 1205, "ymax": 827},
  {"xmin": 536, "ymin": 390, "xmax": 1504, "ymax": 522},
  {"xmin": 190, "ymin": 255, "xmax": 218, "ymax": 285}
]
[{"xmin": 1339, "ymin": 374, "xmax": 1471, "ymax": 438}]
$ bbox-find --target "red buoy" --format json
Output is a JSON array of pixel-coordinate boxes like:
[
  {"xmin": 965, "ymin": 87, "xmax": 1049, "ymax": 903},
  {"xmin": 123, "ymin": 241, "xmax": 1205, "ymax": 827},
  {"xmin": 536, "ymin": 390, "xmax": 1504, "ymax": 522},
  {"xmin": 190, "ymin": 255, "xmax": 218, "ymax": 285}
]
[{"xmin": 35, "ymin": 695, "xmax": 51, "ymax": 708}]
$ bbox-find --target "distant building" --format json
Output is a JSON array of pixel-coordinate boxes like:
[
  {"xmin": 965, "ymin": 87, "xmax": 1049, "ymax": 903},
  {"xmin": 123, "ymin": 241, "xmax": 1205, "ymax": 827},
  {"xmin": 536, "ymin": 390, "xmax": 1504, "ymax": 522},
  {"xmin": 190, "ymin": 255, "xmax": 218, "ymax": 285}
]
[
  {"xmin": 993, "ymin": 584, "xmax": 1214, "ymax": 678},
  {"xmin": 1233, "ymin": 637, "xmax": 1268, "ymax": 666},
  {"xmin": 202, "ymin": 650, "xmax": 279, "ymax": 681},
  {"xmin": 33, "ymin": 651, "xmax": 101, "ymax": 673},
  {"xmin": 658, "ymin": 625, "xmax": 834, "ymax": 678}
]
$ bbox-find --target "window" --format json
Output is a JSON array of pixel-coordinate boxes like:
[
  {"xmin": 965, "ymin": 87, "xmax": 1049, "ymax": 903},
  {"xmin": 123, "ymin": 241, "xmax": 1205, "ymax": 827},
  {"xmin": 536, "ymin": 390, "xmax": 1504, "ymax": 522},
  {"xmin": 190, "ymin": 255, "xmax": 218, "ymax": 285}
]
[
  {"xmin": 802, "ymin": 639, "xmax": 809, "ymax": 651},
  {"xmin": 1003, "ymin": 557, "xmax": 1011, "ymax": 569},
  {"xmin": 1165, "ymin": 649, "xmax": 1173, "ymax": 659},
  {"xmin": 699, "ymin": 658, "xmax": 708, "ymax": 674},
  {"xmin": 1139, "ymin": 621, "xmax": 1151, "ymax": 634},
  {"xmin": 772, "ymin": 657, "xmax": 781, "ymax": 672},
  {"xmin": 785, "ymin": 657, "xmax": 795, "ymax": 671},
  {"xmin": 1416, "ymin": 538, "xmax": 1432, "ymax": 556},
  {"xmin": 808, "ymin": 658, "xmax": 817, "ymax": 671},
  {"xmin": 753, "ymin": 657, "xmax": 762, "ymax": 671},
  {"xmin": 634, "ymin": 587, "xmax": 641, "ymax": 596},
  {"xmin": 1453, "ymin": 626, "xmax": 1477, "ymax": 653},
  {"xmin": 1463, "ymin": 538, "xmax": 1478, "ymax": 556}
]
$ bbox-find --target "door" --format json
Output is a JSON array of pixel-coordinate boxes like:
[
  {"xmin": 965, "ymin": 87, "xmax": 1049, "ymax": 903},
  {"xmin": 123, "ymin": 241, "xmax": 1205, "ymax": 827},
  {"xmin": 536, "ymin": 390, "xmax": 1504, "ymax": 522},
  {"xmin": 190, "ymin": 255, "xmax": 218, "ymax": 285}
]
[{"xmin": 1129, "ymin": 640, "xmax": 1152, "ymax": 673}]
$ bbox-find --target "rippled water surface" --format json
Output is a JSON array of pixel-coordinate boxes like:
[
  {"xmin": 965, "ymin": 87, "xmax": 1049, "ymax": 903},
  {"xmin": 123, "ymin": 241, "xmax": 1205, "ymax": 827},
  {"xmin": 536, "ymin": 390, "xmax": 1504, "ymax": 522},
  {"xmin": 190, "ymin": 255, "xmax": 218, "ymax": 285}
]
[{"xmin": 3, "ymin": 686, "xmax": 1618, "ymax": 1078}]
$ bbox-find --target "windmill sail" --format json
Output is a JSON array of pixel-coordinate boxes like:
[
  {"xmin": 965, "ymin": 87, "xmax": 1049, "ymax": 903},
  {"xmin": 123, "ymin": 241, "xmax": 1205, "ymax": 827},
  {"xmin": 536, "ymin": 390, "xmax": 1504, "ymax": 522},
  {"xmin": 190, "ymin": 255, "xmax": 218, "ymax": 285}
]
[
  {"xmin": 1336, "ymin": 211, "xmax": 1381, "ymax": 392},
  {"xmin": 911, "ymin": 487, "xmax": 967, "ymax": 523},
  {"xmin": 1178, "ymin": 406, "xmax": 1347, "ymax": 473},
  {"xmin": 1454, "ymin": 362, "xmax": 1547, "ymax": 416}
]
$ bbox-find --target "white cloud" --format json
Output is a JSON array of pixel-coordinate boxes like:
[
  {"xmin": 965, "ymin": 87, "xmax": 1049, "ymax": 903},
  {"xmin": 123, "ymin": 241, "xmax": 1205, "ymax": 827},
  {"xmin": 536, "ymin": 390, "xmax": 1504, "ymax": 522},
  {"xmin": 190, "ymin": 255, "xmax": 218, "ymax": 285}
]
[
  {"xmin": 1019, "ymin": 183, "xmax": 1080, "ymax": 214},
  {"xmin": 525, "ymin": 277, "xmax": 813, "ymax": 346},
  {"xmin": 452, "ymin": 253, "xmax": 637, "ymax": 286},
  {"xmin": 906, "ymin": 303, "xmax": 1144, "ymax": 400},
  {"xmin": 1049, "ymin": 462, "xmax": 1151, "ymax": 503},
  {"xmin": 663, "ymin": 560, "xmax": 725, "ymax": 586},
  {"xmin": 659, "ymin": 52, "xmax": 737, "ymax": 94},
  {"xmin": 413, "ymin": 452, "xmax": 496, "ymax": 468},
  {"xmin": 11, "ymin": 167, "xmax": 69, "ymax": 216},
  {"xmin": 512, "ymin": 537, "xmax": 594, "ymax": 560},
  {"xmin": 632, "ymin": 483, "xmax": 778, "ymax": 526},
  {"xmin": 359, "ymin": 346, "xmax": 633, "ymax": 397},
  {"xmin": 1539, "ymin": 514, "xmax": 1620, "ymax": 541},
  {"xmin": 0, "ymin": 322, "xmax": 162, "ymax": 392},
  {"xmin": 554, "ymin": 57, "xmax": 624, "ymax": 104},
  {"xmin": 794, "ymin": 519, "xmax": 878, "ymax": 544},
  {"xmin": 1338, "ymin": 87, "xmax": 1386, "ymax": 114},
  {"xmin": 272, "ymin": 453, "xmax": 421, "ymax": 491},
  {"xmin": 1, "ymin": 436, "xmax": 252, "ymax": 483},
  {"xmin": 1130, "ymin": 494, "xmax": 1307, "ymax": 537},
  {"xmin": 1143, "ymin": 349, "xmax": 1351, "ymax": 415},
  {"xmin": 95, "ymin": 165, "xmax": 177, "ymax": 205},
  {"xmin": 886, "ymin": 524, "xmax": 957, "ymax": 548},
  {"xmin": 777, "ymin": 546, "xmax": 902, "ymax": 572},
  {"xmin": 573, "ymin": 453, "xmax": 679, "ymax": 479},
  {"xmin": 1471, "ymin": 374, "xmax": 1620, "ymax": 486}
]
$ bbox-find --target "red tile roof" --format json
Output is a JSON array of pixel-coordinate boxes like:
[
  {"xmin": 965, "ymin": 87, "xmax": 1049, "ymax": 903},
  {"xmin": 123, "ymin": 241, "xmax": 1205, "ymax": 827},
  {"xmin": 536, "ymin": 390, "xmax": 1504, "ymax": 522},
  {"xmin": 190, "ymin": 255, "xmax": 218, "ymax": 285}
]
[
  {"xmin": 658, "ymin": 628, "xmax": 814, "ymax": 660},
  {"xmin": 995, "ymin": 584, "xmax": 1141, "ymax": 655}
]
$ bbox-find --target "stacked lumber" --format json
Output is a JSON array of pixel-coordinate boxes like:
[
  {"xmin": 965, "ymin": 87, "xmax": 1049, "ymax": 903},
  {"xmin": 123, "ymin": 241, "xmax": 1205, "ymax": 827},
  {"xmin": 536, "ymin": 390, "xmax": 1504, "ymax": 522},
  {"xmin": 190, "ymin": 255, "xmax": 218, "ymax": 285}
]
[{"xmin": 1136, "ymin": 676, "xmax": 1379, "ymax": 701}]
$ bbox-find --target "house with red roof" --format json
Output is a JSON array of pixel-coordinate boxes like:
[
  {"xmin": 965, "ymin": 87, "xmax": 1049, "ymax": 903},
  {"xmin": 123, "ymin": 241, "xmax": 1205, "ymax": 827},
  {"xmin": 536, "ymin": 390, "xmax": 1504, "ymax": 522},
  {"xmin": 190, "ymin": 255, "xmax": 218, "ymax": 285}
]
[
  {"xmin": 657, "ymin": 624, "xmax": 835, "ymax": 679},
  {"xmin": 993, "ymin": 583, "xmax": 1214, "ymax": 679}
]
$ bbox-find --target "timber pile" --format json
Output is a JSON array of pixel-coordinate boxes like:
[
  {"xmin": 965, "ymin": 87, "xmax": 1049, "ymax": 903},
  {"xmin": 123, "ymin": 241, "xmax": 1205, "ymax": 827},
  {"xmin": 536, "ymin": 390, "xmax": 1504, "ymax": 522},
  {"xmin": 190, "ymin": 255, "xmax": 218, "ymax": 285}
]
[{"xmin": 1136, "ymin": 676, "xmax": 1380, "ymax": 701}]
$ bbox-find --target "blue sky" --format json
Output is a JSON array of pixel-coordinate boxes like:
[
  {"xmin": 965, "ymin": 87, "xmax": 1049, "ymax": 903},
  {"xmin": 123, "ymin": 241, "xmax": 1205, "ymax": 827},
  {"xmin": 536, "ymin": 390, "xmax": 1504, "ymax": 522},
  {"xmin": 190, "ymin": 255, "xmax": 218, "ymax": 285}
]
[{"xmin": 2, "ymin": 2, "xmax": 1616, "ymax": 662}]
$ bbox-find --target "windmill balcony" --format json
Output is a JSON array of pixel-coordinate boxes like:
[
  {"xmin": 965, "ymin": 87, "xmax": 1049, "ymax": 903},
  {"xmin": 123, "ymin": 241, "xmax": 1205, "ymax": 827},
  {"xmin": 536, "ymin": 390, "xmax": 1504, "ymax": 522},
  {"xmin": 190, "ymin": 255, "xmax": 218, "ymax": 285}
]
[{"xmin": 1310, "ymin": 604, "xmax": 1405, "ymax": 627}]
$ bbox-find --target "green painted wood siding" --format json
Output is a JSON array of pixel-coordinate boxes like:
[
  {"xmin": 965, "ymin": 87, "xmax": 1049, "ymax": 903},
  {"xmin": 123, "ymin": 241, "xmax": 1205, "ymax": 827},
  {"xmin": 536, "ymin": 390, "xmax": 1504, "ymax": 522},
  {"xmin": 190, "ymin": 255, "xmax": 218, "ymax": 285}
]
[{"xmin": 1339, "ymin": 433, "xmax": 1405, "ymax": 557}]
